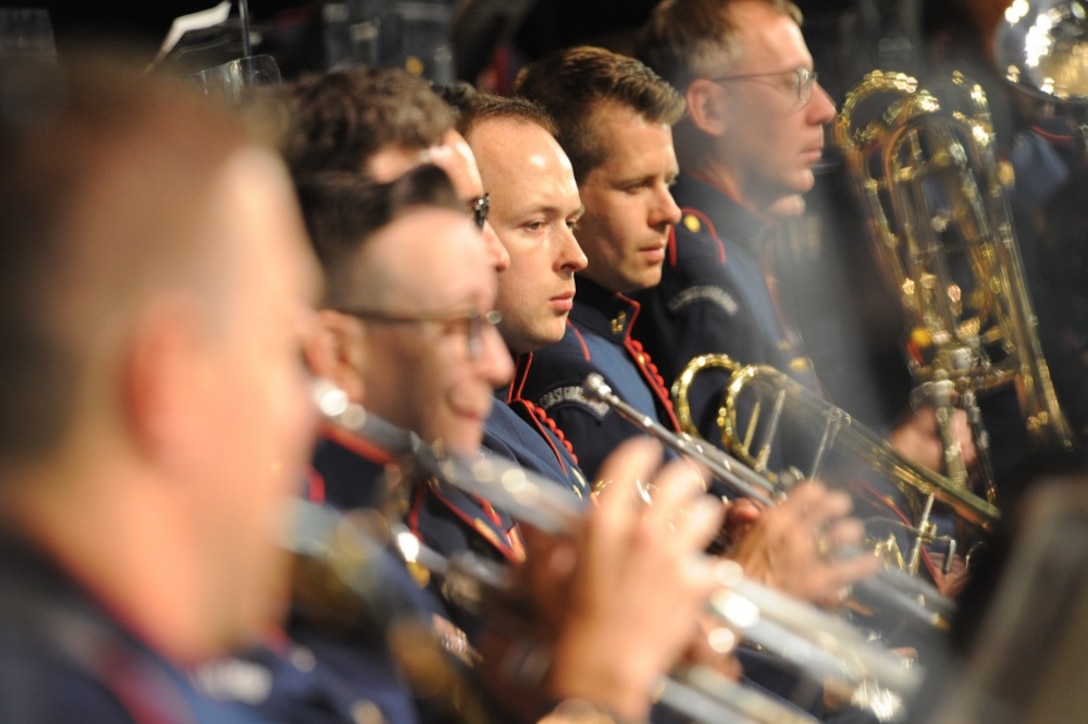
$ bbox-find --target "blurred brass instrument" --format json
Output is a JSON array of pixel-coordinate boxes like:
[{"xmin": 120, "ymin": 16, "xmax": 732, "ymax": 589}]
[
  {"xmin": 311, "ymin": 381, "xmax": 922, "ymax": 721},
  {"xmin": 995, "ymin": 0, "xmax": 1088, "ymax": 107},
  {"xmin": 833, "ymin": 69, "xmax": 1074, "ymax": 491}
]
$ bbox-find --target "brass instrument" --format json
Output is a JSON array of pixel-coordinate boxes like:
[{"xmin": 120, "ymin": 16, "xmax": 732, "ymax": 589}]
[
  {"xmin": 584, "ymin": 373, "xmax": 956, "ymax": 629},
  {"xmin": 994, "ymin": 0, "xmax": 1088, "ymax": 106},
  {"xmin": 671, "ymin": 354, "xmax": 1000, "ymax": 534},
  {"xmin": 671, "ymin": 354, "xmax": 998, "ymax": 583},
  {"xmin": 312, "ymin": 381, "xmax": 924, "ymax": 717},
  {"xmin": 832, "ymin": 69, "xmax": 1074, "ymax": 488}
]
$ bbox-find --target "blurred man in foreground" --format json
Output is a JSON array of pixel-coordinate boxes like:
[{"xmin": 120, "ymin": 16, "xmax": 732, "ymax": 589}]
[{"xmin": 0, "ymin": 54, "xmax": 321, "ymax": 720}]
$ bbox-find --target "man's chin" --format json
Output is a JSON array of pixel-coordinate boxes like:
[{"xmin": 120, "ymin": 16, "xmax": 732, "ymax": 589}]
[{"xmin": 768, "ymin": 194, "xmax": 807, "ymax": 218}]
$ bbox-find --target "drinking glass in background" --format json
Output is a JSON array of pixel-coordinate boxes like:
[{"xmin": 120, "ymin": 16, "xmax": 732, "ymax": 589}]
[
  {"xmin": 191, "ymin": 53, "xmax": 281, "ymax": 101},
  {"xmin": 0, "ymin": 8, "xmax": 56, "ymax": 61}
]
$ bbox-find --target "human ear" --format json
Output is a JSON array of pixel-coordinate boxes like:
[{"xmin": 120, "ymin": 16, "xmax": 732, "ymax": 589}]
[
  {"xmin": 315, "ymin": 309, "xmax": 366, "ymax": 404},
  {"xmin": 123, "ymin": 295, "xmax": 207, "ymax": 464},
  {"xmin": 685, "ymin": 80, "xmax": 729, "ymax": 138}
]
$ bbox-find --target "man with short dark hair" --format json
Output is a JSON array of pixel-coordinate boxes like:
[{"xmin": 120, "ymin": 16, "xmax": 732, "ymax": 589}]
[
  {"xmin": 280, "ymin": 67, "xmax": 510, "ymax": 272},
  {"xmin": 464, "ymin": 60, "xmax": 874, "ymax": 611},
  {"xmin": 634, "ymin": 0, "xmax": 974, "ymax": 476},
  {"xmin": 512, "ymin": 46, "xmax": 687, "ymax": 481}
]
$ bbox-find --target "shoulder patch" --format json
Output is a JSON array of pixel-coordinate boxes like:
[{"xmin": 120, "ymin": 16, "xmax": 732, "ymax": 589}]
[
  {"xmin": 537, "ymin": 385, "xmax": 610, "ymax": 419},
  {"xmin": 667, "ymin": 284, "xmax": 739, "ymax": 317},
  {"xmin": 682, "ymin": 213, "xmax": 702, "ymax": 233},
  {"xmin": 193, "ymin": 657, "xmax": 273, "ymax": 705}
]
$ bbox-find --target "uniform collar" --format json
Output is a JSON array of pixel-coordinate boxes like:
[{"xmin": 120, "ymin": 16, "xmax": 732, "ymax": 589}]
[
  {"xmin": 570, "ymin": 276, "xmax": 641, "ymax": 343},
  {"xmin": 675, "ymin": 171, "xmax": 769, "ymax": 255},
  {"xmin": 318, "ymin": 421, "xmax": 395, "ymax": 466}
]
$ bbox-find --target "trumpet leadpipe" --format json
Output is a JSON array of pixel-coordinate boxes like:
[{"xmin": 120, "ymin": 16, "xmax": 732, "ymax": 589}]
[{"xmin": 659, "ymin": 668, "xmax": 819, "ymax": 724}]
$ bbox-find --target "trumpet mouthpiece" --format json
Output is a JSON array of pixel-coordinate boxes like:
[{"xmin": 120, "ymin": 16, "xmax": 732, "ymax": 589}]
[{"xmin": 582, "ymin": 373, "xmax": 611, "ymax": 399}]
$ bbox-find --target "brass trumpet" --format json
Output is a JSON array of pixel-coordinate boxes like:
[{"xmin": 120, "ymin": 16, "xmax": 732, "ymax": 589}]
[
  {"xmin": 312, "ymin": 381, "xmax": 924, "ymax": 713},
  {"xmin": 584, "ymin": 372, "xmax": 956, "ymax": 631}
]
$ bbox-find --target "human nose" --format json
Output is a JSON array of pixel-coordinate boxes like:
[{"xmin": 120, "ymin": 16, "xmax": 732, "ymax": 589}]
[
  {"xmin": 557, "ymin": 225, "xmax": 588, "ymax": 273},
  {"xmin": 807, "ymin": 81, "xmax": 837, "ymax": 125},
  {"xmin": 481, "ymin": 221, "xmax": 511, "ymax": 272},
  {"xmin": 652, "ymin": 184, "xmax": 682, "ymax": 228}
]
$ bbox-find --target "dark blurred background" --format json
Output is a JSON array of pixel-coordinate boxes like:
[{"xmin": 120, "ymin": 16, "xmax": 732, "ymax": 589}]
[{"xmin": 8, "ymin": 0, "xmax": 1086, "ymax": 469}]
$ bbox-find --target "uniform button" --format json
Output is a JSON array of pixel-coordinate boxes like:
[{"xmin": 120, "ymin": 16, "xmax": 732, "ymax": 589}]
[
  {"xmin": 351, "ymin": 699, "xmax": 386, "ymax": 724},
  {"xmin": 289, "ymin": 645, "xmax": 316, "ymax": 672},
  {"xmin": 683, "ymin": 214, "xmax": 701, "ymax": 233}
]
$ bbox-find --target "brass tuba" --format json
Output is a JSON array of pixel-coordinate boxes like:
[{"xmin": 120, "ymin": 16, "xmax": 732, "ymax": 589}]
[{"xmin": 832, "ymin": 69, "xmax": 1075, "ymax": 483}]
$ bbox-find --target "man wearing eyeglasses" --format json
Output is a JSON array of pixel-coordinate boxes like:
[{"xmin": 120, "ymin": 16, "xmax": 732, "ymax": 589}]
[
  {"xmin": 634, "ymin": 0, "xmax": 975, "ymax": 481},
  {"xmin": 630, "ymin": 0, "xmax": 833, "ymax": 438},
  {"xmin": 279, "ymin": 68, "xmax": 510, "ymax": 275}
]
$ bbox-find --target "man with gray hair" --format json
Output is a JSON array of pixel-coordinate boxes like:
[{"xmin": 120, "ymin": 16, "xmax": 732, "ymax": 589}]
[{"xmin": 635, "ymin": 0, "xmax": 976, "ymax": 515}]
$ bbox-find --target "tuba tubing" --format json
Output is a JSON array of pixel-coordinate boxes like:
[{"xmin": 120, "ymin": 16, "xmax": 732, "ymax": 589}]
[{"xmin": 833, "ymin": 69, "xmax": 1074, "ymax": 458}]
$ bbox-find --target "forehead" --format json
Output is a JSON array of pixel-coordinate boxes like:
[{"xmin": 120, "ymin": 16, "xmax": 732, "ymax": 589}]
[
  {"xmin": 431, "ymin": 129, "xmax": 484, "ymax": 200},
  {"xmin": 730, "ymin": 2, "xmax": 812, "ymax": 71},
  {"xmin": 590, "ymin": 104, "xmax": 677, "ymax": 174},
  {"xmin": 214, "ymin": 149, "xmax": 321, "ymax": 307},
  {"xmin": 367, "ymin": 207, "xmax": 495, "ymax": 305},
  {"xmin": 469, "ymin": 118, "xmax": 579, "ymax": 215},
  {"xmin": 365, "ymin": 145, "xmax": 431, "ymax": 183}
]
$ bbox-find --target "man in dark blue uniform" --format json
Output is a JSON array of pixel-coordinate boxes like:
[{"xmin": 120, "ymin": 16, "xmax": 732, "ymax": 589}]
[
  {"xmin": 464, "ymin": 61, "xmax": 877, "ymax": 606},
  {"xmin": 218, "ymin": 168, "xmax": 496, "ymax": 723},
  {"xmin": 0, "ymin": 54, "xmax": 321, "ymax": 721},
  {"xmin": 484, "ymin": 49, "xmax": 883, "ymax": 718},
  {"xmin": 279, "ymin": 68, "xmax": 524, "ymax": 575},
  {"xmin": 633, "ymin": 0, "xmax": 975, "ymax": 485},
  {"xmin": 449, "ymin": 94, "xmax": 596, "ymax": 496},
  {"xmin": 509, "ymin": 48, "xmax": 687, "ymax": 484},
  {"xmin": 285, "ymin": 165, "xmax": 740, "ymax": 724}
]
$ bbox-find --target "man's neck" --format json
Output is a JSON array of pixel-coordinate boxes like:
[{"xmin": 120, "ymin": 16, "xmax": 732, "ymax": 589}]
[{"xmin": 687, "ymin": 159, "xmax": 745, "ymax": 206}]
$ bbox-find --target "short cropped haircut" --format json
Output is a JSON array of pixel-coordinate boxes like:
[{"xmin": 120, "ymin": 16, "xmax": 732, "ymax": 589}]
[
  {"xmin": 431, "ymin": 80, "xmax": 478, "ymax": 134},
  {"xmin": 636, "ymin": 0, "xmax": 803, "ymax": 91},
  {"xmin": 295, "ymin": 164, "xmax": 463, "ymax": 309},
  {"xmin": 278, "ymin": 67, "xmax": 454, "ymax": 177},
  {"xmin": 0, "ymin": 53, "xmax": 259, "ymax": 463},
  {"xmin": 514, "ymin": 46, "xmax": 685, "ymax": 183},
  {"xmin": 453, "ymin": 92, "xmax": 558, "ymax": 143}
]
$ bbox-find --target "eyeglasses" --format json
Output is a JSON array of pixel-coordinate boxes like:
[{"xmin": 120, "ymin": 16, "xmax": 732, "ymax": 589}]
[
  {"xmin": 337, "ymin": 306, "xmax": 502, "ymax": 360},
  {"xmin": 707, "ymin": 68, "xmax": 818, "ymax": 106},
  {"xmin": 468, "ymin": 193, "xmax": 490, "ymax": 230}
]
